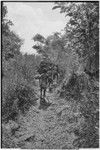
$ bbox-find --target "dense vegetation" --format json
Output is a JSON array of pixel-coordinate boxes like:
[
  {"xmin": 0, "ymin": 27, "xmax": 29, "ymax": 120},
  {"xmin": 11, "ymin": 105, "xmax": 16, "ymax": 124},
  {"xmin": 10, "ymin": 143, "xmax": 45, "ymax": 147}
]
[
  {"xmin": 2, "ymin": 2, "xmax": 99, "ymax": 149},
  {"xmin": 2, "ymin": 4, "xmax": 41, "ymax": 122},
  {"xmin": 52, "ymin": 2, "xmax": 99, "ymax": 148}
]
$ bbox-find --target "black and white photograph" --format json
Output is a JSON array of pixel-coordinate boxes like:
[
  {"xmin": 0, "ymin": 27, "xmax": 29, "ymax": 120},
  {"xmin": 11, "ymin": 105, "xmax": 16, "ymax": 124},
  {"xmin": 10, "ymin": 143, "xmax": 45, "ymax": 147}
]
[{"xmin": 1, "ymin": 1, "xmax": 99, "ymax": 149}]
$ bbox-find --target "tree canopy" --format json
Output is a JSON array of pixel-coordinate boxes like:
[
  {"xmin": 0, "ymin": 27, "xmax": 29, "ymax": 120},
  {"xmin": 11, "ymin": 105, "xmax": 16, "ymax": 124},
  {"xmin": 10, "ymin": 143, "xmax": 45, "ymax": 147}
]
[{"xmin": 52, "ymin": 2, "xmax": 99, "ymax": 75}]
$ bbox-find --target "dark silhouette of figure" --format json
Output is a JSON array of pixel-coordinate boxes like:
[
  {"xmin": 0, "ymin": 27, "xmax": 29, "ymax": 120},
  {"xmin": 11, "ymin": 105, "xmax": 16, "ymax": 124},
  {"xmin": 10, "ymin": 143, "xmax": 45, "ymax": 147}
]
[
  {"xmin": 39, "ymin": 72, "xmax": 48, "ymax": 98},
  {"xmin": 47, "ymin": 69, "xmax": 53, "ymax": 91}
]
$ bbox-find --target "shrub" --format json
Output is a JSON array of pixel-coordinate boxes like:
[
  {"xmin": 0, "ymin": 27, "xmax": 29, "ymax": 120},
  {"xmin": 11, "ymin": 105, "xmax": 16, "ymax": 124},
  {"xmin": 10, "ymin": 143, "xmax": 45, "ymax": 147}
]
[
  {"xmin": 59, "ymin": 71, "xmax": 99, "ymax": 148},
  {"xmin": 2, "ymin": 80, "xmax": 37, "ymax": 122}
]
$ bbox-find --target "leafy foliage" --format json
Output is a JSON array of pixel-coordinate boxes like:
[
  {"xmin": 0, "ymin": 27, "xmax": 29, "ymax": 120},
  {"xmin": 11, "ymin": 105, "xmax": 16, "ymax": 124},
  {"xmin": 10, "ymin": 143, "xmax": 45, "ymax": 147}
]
[
  {"xmin": 2, "ymin": 2, "xmax": 99, "ymax": 149},
  {"xmin": 2, "ymin": 4, "xmax": 40, "ymax": 122},
  {"xmin": 59, "ymin": 71, "xmax": 99, "ymax": 148},
  {"xmin": 53, "ymin": 2, "xmax": 99, "ymax": 77},
  {"xmin": 52, "ymin": 2, "xmax": 99, "ymax": 148},
  {"xmin": 33, "ymin": 33, "xmax": 45, "ymax": 43}
]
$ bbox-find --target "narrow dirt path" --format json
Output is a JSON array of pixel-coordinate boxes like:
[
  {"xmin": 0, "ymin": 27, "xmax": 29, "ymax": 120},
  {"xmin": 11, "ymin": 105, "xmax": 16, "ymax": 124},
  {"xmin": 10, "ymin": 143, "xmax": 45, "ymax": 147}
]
[{"xmin": 9, "ymin": 83, "xmax": 82, "ymax": 149}]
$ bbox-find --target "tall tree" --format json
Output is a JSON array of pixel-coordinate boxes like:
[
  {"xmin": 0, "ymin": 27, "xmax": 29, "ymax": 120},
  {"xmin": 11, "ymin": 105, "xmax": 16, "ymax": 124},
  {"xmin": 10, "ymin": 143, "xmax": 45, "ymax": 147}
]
[
  {"xmin": 2, "ymin": 3, "xmax": 23, "ymax": 62},
  {"xmin": 53, "ymin": 2, "xmax": 99, "ymax": 76}
]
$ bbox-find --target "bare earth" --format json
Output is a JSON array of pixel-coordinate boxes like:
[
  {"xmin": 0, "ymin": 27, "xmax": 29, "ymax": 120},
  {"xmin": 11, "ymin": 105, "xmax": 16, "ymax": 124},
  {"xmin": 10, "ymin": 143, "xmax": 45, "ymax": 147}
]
[{"xmin": 2, "ymin": 84, "xmax": 84, "ymax": 149}]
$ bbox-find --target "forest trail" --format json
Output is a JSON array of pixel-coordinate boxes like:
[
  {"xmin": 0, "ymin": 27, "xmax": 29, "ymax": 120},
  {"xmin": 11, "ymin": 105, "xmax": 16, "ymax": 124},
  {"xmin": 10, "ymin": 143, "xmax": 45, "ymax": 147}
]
[
  {"xmin": 9, "ymin": 82, "xmax": 81, "ymax": 149},
  {"xmin": 2, "ymin": 2, "xmax": 99, "ymax": 148}
]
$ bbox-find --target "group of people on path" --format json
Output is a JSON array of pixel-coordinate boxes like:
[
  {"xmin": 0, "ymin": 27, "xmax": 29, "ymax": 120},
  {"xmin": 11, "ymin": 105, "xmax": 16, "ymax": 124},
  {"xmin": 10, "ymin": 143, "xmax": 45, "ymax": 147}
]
[{"xmin": 35, "ymin": 64, "xmax": 59, "ymax": 99}]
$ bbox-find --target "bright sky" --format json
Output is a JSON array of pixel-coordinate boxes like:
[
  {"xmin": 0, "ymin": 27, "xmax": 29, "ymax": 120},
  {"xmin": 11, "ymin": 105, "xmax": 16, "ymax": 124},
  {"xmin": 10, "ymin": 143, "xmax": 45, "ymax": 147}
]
[{"xmin": 5, "ymin": 2, "xmax": 67, "ymax": 54}]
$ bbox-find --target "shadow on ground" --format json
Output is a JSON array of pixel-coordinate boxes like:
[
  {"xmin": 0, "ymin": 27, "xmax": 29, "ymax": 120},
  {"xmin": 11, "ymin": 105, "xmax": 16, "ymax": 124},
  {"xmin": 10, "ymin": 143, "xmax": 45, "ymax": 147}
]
[{"xmin": 38, "ymin": 98, "xmax": 52, "ymax": 110}]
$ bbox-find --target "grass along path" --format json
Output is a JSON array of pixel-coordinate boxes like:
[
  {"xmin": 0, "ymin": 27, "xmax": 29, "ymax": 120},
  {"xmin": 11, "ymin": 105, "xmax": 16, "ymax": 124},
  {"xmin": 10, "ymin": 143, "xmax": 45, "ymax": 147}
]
[{"xmin": 3, "ymin": 83, "xmax": 83, "ymax": 149}]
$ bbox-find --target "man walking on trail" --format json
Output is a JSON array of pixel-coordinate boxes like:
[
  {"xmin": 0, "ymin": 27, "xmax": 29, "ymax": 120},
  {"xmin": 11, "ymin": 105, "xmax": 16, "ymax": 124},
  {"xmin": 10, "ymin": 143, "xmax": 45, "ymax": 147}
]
[
  {"xmin": 39, "ymin": 72, "xmax": 48, "ymax": 98},
  {"xmin": 47, "ymin": 68, "xmax": 53, "ymax": 92},
  {"xmin": 35, "ymin": 70, "xmax": 48, "ymax": 98}
]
